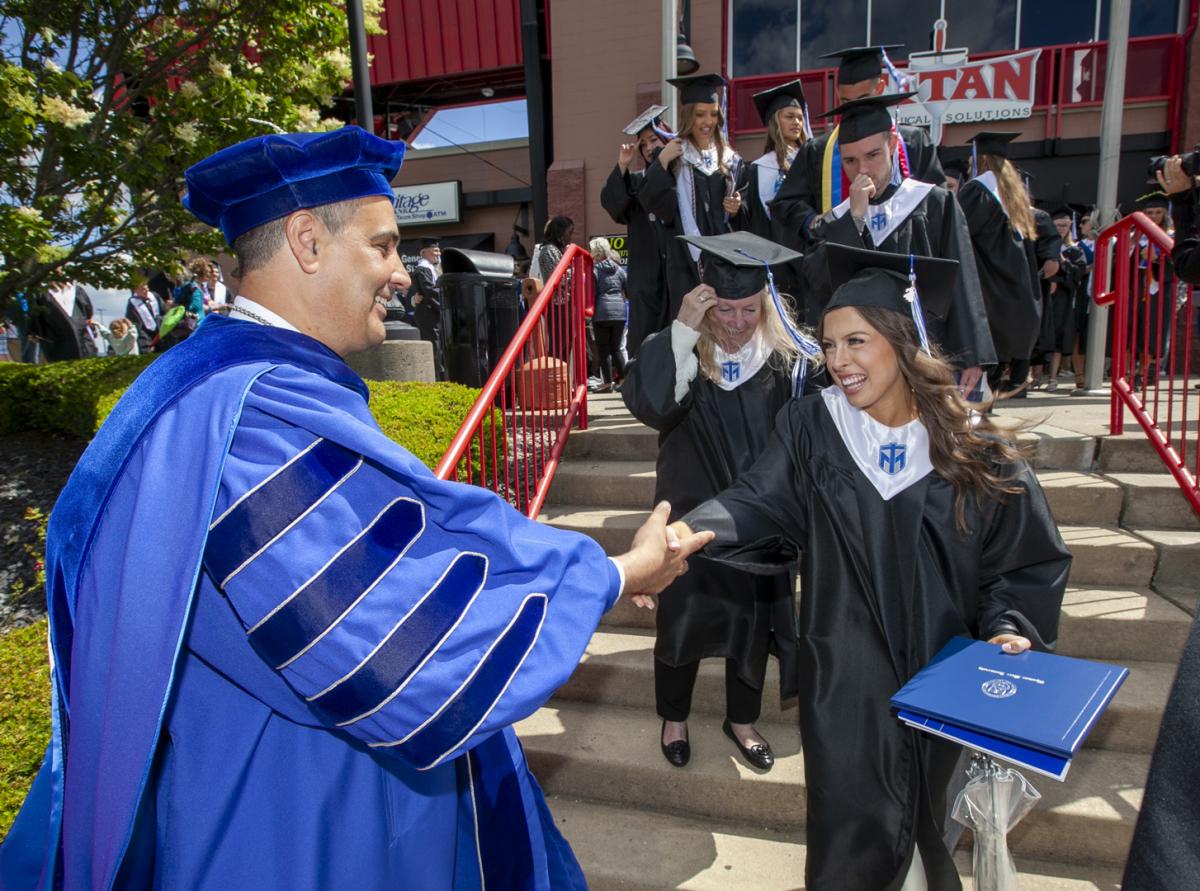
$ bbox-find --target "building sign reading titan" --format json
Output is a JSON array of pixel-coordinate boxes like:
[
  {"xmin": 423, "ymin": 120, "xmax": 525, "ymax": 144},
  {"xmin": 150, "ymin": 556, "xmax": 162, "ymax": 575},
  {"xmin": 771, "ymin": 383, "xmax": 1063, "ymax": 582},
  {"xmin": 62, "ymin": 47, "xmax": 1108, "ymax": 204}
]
[{"xmin": 892, "ymin": 19, "xmax": 1042, "ymax": 146}]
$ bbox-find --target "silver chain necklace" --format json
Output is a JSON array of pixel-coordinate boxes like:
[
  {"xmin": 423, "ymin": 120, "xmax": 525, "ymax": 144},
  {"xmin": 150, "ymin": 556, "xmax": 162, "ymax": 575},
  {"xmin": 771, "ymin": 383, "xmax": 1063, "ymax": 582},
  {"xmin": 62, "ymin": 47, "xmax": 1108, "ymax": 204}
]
[{"xmin": 229, "ymin": 303, "xmax": 273, "ymax": 327}]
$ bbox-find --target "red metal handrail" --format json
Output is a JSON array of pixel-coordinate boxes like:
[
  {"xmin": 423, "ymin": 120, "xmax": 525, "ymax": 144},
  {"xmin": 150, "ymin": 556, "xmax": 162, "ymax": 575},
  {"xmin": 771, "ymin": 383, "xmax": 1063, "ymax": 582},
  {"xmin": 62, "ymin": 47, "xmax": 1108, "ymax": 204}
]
[
  {"xmin": 1094, "ymin": 211, "xmax": 1200, "ymax": 517},
  {"xmin": 434, "ymin": 245, "xmax": 593, "ymax": 518}
]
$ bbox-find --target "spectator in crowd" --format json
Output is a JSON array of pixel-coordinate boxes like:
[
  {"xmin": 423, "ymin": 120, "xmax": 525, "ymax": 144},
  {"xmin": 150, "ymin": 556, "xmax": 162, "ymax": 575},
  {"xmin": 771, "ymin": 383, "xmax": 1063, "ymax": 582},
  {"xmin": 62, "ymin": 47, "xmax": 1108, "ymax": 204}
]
[
  {"xmin": 406, "ymin": 236, "xmax": 445, "ymax": 379},
  {"xmin": 207, "ymin": 261, "xmax": 230, "ymax": 312},
  {"xmin": 3, "ymin": 317, "xmax": 18, "ymax": 362},
  {"xmin": 171, "ymin": 258, "xmax": 209, "ymax": 339},
  {"xmin": 98, "ymin": 317, "xmax": 140, "ymax": 356},
  {"xmin": 126, "ymin": 278, "xmax": 163, "ymax": 353},
  {"xmin": 534, "ymin": 215, "xmax": 574, "ymax": 284},
  {"xmin": 589, "ymin": 237, "xmax": 628, "ymax": 392}
]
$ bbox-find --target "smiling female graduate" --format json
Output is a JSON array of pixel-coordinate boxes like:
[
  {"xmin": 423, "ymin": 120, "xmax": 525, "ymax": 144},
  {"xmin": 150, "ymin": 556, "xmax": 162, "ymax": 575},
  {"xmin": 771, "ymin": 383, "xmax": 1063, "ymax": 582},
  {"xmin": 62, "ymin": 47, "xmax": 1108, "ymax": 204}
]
[
  {"xmin": 621, "ymin": 231, "xmax": 822, "ymax": 772},
  {"xmin": 668, "ymin": 243, "xmax": 1071, "ymax": 890},
  {"xmin": 731, "ymin": 80, "xmax": 812, "ymax": 317},
  {"xmin": 638, "ymin": 74, "xmax": 743, "ymax": 322}
]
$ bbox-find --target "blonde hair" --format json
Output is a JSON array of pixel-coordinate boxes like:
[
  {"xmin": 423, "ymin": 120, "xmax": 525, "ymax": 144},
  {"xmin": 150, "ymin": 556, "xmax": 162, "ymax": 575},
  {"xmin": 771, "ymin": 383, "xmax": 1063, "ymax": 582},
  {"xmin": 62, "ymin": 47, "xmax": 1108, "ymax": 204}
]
[
  {"xmin": 109, "ymin": 317, "xmax": 131, "ymax": 337},
  {"xmin": 978, "ymin": 154, "xmax": 1036, "ymax": 240},
  {"xmin": 675, "ymin": 102, "xmax": 732, "ymax": 175},
  {"xmin": 695, "ymin": 287, "xmax": 814, "ymax": 382},
  {"xmin": 763, "ymin": 106, "xmax": 811, "ymax": 173},
  {"xmin": 588, "ymin": 237, "xmax": 613, "ymax": 261}
]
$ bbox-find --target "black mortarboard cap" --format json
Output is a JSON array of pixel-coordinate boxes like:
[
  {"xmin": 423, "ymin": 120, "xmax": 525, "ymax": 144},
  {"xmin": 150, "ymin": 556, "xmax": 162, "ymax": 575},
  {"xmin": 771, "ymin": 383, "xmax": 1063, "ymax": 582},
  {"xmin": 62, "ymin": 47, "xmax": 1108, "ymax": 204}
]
[
  {"xmin": 821, "ymin": 92, "xmax": 914, "ymax": 144},
  {"xmin": 821, "ymin": 244, "xmax": 957, "ymax": 321},
  {"xmin": 752, "ymin": 80, "xmax": 807, "ymax": 126},
  {"xmin": 1137, "ymin": 190, "xmax": 1170, "ymax": 210},
  {"xmin": 623, "ymin": 105, "xmax": 668, "ymax": 136},
  {"xmin": 820, "ymin": 45, "xmax": 904, "ymax": 84},
  {"xmin": 942, "ymin": 158, "xmax": 968, "ymax": 181},
  {"xmin": 1049, "ymin": 205, "xmax": 1075, "ymax": 220},
  {"xmin": 679, "ymin": 232, "xmax": 802, "ymax": 300},
  {"xmin": 667, "ymin": 73, "xmax": 726, "ymax": 106},
  {"xmin": 420, "ymin": 236, "xmax": 440, "ymax": 248},
  {"xmin": 968, "ymin": 131, "xmax": 1021, "ymax": 158}
]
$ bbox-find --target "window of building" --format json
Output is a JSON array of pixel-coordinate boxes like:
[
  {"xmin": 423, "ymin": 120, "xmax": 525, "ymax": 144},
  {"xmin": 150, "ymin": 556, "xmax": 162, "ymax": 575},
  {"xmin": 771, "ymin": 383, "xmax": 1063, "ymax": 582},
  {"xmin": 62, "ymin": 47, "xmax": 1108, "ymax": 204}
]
[
  {"xmin": 1100, "ymin": 0, "xmax": 1181, "ymax": 40},
  {"xmin": 869, "ymin": 0, "xmax": 942, "ymax": 56},
  {"xmin": 730, "ymin": 0, "xmax": 800, "ymax": 77},
  {"xmin": 798, "ymin": 0, "xmax": 868, "ymax": 70},
  {"xmin": 409, "ymin": 99, "xmax": 528, "ymax": 151},
  {"xmin": 729, "ymin": 0, "xmax": 1180, "ymax": 78},
  {"xmin": 944, "ymin": 0, "xmax": 1018, "ymax": 52}
]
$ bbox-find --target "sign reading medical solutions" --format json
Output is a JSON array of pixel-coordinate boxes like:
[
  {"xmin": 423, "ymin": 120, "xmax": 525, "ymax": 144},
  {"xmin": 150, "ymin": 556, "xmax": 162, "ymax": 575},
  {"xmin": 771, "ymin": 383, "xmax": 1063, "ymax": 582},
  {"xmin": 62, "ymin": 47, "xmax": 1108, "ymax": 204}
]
[
  {"xmin": 393, "ymin": 181, "xmax": 462, "ymax": 225},
  {"xmin": 892, "ymin": 19, "xmax": 1041, "ymax": 146}
]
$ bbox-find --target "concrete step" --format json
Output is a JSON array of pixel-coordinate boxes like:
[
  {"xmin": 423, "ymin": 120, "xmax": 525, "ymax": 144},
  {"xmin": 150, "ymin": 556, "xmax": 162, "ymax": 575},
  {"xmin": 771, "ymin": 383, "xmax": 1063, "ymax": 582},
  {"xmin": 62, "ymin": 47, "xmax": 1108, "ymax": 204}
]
[
  {"xmin": 543, "ymin": 506, "xmax": 1159, "ymax": 590},
  {"xmin": 594, "ymin": 585, "xmax": 1193, "ymax": 672},
  {"xmin": 1057, "ymin": 587, "xmax": 1193, "ymax": 663},
  {"xmin": 577, "ymin": 405, "xmax": 1101, "ymax": 473},
  {"xmin": 1097, "ymin": 434, "xmax": 1174, "ymax": 474},
  {"xmin": 1106, "ymin": 471, "xmax": 1199, "ymax": 530},
  {"xmin": 548, "ymin": 461, "xmax": 1124, "ymax": 527},
  {"xmin": 517, "ymin": 701, "xmax": 1148, "ymax": 868},
  {"xmin": 549, "ymin": 796, "xmax": 1125, "ymax": 890},
  {"xmin": 555, "ymin": 629, "xmax": 1169, "ymax": 754},
  {"xmin": 1132, "ymin": 526, "xmax": 1200, "ymax": 615}
]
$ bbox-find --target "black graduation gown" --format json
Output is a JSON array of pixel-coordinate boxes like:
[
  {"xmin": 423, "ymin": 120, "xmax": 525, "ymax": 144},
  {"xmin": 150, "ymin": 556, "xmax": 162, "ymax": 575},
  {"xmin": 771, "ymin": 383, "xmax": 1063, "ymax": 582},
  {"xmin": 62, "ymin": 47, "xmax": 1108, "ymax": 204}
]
[
  {"xmin": 682, "ymin": 396, "xmax": 1070, "ymax": 891},
  {"xmin": 1122, "ymin": 613, "xmax": 1200, "ymax": 890},
  {"xmin": 1170, "ymin": 190, "xmax": 1200, "ymax": 282},
  {"xmin": 957, "ymin": 180, "xmax": 1042, "ymax": 363},
  {"xmin": 771, "ymin": 125, "xmax": 945, "ymax": 241},
  {"xmin": 600, "ymin": 164, "xmax": 669, "ymax": 357},
  {"xmin": 732, "ymin": 156, "xmax": 810, "ymax": 318},
  {"xmin": 407, "ymin": 264, "xmax": 445, "ymax": 377},
  {"xmin": 639, "ymin": 157, "xmax": 735, "ymax": 322},
  {"xmin": 1044, "ymin": 242, "xmax": 1089, "ymax": 353},
  {"xmin": 809, "ymin": 182, "xmax": 997, "ymax": 368},
  {"xmin": 621, "ymin": 326, "xmax": 799, "ymax": 697},
  {"xmin": 1030, "ymin": 209, "xmax": 1064, "ymax": 356}
]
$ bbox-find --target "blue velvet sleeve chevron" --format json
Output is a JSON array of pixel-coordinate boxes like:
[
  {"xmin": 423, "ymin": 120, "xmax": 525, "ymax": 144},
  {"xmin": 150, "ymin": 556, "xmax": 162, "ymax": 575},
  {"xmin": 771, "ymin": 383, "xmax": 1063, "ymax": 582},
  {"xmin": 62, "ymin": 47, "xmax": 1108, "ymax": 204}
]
[{"xmin": 201, "ymin": 364, "xmax": 621, "ymax": 770}]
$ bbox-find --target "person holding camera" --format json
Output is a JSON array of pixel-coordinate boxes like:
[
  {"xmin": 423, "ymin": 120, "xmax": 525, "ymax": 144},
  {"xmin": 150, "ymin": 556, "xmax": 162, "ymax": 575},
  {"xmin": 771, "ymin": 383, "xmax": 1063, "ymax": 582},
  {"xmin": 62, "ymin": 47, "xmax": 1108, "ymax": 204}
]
[{"xmin": 1123, "ymin": 153, "xmax": 1200, "ymax": 891}]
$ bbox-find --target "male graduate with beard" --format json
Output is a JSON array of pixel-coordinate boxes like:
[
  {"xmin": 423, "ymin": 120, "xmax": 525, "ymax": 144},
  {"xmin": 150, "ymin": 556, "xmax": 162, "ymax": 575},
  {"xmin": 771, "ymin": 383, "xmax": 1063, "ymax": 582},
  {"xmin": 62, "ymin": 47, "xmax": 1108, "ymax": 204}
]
[
  {"xmin": 0, "ymin": 126, "xmax": 710, "ymax": 891},
  {"xmin": 600, "ymin": 105, "xmax": 669, "ymax": 357},
  {"xmin": 770, "ymin": 45, "xmax": 944, "ymax": 240},
  {"xmin": 803, "ymin": 93, "xmax": 995, "ymax": 395}
]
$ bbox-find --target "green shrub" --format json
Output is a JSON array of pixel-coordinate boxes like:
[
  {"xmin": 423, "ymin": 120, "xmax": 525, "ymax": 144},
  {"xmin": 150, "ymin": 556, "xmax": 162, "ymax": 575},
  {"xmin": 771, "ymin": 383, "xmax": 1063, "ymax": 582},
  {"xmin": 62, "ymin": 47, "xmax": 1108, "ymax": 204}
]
[
  {"xmin": 0, "ymin": 355, "xmax": 154, "ymax": 438},
  {"xmin": 0, "ymin": 619, "xmax": 51, "ymax": 835}
]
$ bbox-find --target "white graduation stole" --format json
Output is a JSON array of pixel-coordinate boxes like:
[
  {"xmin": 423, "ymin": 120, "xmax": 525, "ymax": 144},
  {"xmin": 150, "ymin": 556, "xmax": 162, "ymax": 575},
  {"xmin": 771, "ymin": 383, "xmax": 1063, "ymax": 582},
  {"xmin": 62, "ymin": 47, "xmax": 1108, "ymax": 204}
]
[
  {"xmin": 821, "ymin": 387, "xmax": 933, "ymax": 500},
  {"xmin": 831, "ymin": 178, "xmax": 935, "ymax": 247},
  {"xmin": 751, "ymin": 148, "xmax": 797, "ymax": 220},
  {"xmin": 712, "ymin": 330, "xmax": 771, "ymax": 392},
  {"xmin": 968, "ymin": 170, "xmax": 1009, "ymax": 221}
]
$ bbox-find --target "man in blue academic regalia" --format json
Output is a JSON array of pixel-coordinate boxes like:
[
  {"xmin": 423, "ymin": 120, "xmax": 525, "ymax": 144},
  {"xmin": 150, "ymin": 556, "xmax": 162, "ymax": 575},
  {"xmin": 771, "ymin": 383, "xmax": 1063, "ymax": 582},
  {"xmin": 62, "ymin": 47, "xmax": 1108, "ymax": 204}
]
[{"xmin": 0, "ymin": 126, "xmax": 711, "ymax": 891}]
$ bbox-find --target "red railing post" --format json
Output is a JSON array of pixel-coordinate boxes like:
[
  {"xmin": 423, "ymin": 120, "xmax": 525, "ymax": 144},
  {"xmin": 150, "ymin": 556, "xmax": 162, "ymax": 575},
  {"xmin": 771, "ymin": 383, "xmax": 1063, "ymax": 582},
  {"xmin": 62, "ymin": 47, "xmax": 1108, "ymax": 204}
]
[
  {"xmin": 434, "ymin": 245, "xmax": 595, "ymax": 520},
  {"xmin": 1096, "ymin": 211, "xmax": 1200, "ymax": 518}
]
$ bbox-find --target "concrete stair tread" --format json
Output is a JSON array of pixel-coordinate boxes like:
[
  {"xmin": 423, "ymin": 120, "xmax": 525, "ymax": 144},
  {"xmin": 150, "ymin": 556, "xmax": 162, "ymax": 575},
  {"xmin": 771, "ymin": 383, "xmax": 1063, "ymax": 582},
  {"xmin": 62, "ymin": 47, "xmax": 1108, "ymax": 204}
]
[
  {"xmin": 1103, "ymin": 471, "xmax": 1186, "ymax": 488},
  {"xmin": 518, "ymin": 700, "xmax": 1149, "ymax": 866},
  {"xmin": 549, "ymin": 796, "xmax": 1125, "ymax": 890},
  {"xmin": 562, "ymin": 630, "xmax": 1172, "ymax": 753}
]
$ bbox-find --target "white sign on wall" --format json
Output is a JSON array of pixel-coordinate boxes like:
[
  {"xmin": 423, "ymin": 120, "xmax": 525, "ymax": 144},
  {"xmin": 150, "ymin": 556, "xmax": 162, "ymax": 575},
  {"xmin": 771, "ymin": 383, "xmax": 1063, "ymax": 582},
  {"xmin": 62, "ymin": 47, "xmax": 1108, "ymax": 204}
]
[
  {"xmin": 393, "ymin": 180, "xmax": 462, "ymax": 225},
  {"xmin": 891, "ymin": 19, "xmax": 1042, "ymax": 146}
]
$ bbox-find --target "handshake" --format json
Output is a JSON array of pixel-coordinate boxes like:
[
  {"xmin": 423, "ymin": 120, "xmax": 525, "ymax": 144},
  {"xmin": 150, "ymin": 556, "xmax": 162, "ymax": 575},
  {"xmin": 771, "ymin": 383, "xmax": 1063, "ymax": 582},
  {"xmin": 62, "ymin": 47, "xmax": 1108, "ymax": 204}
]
[{"xmin": 611, "ymin": 502, "xmax": 713, "ymax": 608}]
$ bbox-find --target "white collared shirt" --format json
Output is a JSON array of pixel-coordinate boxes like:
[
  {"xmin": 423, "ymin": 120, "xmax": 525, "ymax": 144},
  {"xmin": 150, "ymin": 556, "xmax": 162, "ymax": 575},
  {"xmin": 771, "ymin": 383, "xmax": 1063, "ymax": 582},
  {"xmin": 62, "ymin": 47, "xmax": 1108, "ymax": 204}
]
[{"xmin": 230, "ymin": 296, "xmax": 301, "ymax": 332}]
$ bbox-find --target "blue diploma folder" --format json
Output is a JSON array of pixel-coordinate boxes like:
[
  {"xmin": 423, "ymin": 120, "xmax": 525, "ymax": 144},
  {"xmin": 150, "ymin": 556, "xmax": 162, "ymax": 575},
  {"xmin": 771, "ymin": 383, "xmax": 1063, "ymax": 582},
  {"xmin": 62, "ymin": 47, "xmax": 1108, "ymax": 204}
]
[{"xmin": 891, "ymin": 638, "xmax": 1128, "ymax": 778}]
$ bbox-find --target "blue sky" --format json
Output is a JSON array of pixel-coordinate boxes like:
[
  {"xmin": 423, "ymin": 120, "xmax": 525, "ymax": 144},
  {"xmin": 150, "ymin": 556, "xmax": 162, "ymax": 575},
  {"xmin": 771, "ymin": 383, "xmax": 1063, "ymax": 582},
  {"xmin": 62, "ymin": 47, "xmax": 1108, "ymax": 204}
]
[{"xmin": 410, "ymin": 99, "xmax": 528, "ymax": 150}]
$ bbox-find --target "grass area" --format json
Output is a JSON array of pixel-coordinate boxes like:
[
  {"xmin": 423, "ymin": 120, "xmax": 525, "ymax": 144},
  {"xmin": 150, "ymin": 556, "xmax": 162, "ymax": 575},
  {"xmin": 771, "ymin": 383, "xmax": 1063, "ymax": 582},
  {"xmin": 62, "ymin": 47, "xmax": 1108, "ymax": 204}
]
[{"xmin": 0, "ymin": 620, "xmax": 51, "ymax": 834}]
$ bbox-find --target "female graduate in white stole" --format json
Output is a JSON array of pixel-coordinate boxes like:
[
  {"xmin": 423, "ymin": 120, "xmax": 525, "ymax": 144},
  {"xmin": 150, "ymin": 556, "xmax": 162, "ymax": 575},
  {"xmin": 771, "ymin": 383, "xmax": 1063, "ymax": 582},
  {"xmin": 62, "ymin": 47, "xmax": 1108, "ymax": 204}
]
[{"xmin": 671, "ymin": 244, "xmax": 1070, "ymax": 891}]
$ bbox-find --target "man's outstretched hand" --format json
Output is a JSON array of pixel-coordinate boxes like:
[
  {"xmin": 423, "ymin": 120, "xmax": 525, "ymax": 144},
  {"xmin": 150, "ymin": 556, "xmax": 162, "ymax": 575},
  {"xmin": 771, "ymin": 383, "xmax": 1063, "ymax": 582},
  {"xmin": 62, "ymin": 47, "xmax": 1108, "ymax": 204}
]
[{"xmin": 614, "ymin": 502, "xmax": 713, "ymax": 603}]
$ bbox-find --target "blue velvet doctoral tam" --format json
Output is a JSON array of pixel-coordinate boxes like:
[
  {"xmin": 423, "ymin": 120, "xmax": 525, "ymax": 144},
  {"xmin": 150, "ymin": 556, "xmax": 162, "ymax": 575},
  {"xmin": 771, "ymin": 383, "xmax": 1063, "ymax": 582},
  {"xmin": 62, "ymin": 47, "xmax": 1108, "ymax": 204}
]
[{"xmin": 0, "ymin": 315, "xmax": 616, "ymax": 890}]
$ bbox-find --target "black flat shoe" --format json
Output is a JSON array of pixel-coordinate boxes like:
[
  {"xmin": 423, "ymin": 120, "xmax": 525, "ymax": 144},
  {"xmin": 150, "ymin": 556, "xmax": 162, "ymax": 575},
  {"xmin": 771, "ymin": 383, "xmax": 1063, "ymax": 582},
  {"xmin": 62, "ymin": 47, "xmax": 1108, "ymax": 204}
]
[
  {"xmin": 723, "ymin": 720, "xmax": 774, "ymax": 771},
  {"xmin": 660, "ymin": 720, "xmax": 690, "ymax": 767}
]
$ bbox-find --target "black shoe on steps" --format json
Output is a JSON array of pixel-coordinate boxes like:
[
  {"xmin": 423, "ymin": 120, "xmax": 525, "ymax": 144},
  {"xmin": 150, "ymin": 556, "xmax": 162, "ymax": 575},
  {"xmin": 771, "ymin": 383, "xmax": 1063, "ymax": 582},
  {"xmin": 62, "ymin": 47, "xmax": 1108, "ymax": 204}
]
[
  {"xmin": 722, "ymin": 719, "xmax": 774, "ymax": 771},
  {"xmin": 660, "ymin": 720, "xmax": 690, "ymax": 767}
]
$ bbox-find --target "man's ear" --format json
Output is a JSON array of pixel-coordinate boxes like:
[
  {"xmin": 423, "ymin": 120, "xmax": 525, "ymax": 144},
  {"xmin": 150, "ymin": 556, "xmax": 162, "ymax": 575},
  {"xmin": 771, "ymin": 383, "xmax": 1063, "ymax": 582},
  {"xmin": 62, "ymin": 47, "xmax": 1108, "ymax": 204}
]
[{"xmin": 284, "ymin": 209, "xmax": 323, "ymax": 274}]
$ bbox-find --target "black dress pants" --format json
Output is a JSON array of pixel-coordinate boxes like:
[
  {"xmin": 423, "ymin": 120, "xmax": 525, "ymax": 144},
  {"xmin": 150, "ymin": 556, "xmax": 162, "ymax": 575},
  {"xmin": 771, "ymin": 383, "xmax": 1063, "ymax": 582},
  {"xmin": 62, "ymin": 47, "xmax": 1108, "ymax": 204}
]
[{"xmin": 655, "ymin": 657, "xmax": 762, "ymax": 724}]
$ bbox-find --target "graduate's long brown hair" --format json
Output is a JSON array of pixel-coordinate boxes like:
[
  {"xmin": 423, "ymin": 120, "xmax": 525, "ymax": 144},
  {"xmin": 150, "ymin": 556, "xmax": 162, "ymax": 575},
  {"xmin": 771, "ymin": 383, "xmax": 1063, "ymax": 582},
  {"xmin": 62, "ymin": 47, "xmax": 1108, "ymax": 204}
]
[
  {"xmin": 977, "ymin": 154, "xmax": 1037, "ymax": 240},
  {"xmin": 817, "ymin": 306, "xmax": 1029, "ymax": 532},
  {"xmin": 674, "ymin": 102, "xmax": 732, "ymax": 176},
  {"xmin": 763, "ymin": 107, "xmax": 811, "ymax": 173}
]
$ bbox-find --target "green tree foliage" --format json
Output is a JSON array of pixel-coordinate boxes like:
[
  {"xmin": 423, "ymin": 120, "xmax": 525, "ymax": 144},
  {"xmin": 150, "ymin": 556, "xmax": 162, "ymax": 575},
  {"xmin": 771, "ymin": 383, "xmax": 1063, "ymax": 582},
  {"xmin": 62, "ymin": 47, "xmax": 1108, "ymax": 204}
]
[{"xmin": 0, "ymin": 0, "xmax": 385, "ymax": 307}]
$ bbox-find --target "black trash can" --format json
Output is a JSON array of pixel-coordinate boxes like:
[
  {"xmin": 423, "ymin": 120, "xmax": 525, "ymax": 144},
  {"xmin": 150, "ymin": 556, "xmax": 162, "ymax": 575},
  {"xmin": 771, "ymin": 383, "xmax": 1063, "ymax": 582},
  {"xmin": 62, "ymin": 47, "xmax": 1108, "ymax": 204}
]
[{"xmin": 440, "ymin": 248, "xmax": 522, "ymax": 387}]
